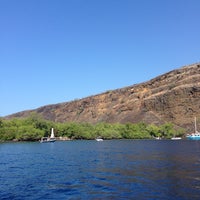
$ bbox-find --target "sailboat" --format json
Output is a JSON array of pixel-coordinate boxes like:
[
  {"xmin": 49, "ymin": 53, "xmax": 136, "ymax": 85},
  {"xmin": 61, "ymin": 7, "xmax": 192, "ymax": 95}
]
[
  {"xmin": 40, "ymin": 128, "xmax": 56, "ymax": 143},
  {"xmin": 186, "ymin": 117, "xmax": 200, "ymax": 140}
]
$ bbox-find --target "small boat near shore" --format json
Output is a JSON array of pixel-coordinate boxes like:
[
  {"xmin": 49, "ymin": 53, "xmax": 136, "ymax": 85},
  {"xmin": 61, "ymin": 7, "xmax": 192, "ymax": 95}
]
[
  {"xmin": 171, "ymin": 137, "xmax": 182, "ymax": 140},
  {"xmin": 186, "ymin": 133, "xmax": 200, "ymax": 140},
  {"xmin": 40, "ymin": 128, "xmax": 56, "ymax": 143},
  {"xmin": 186, "ymin": 117, "xmax": 200, "ymax": 140},
  {"xmin": 95, "ymin": 137, "xmax": 103, "ymax": 141}
]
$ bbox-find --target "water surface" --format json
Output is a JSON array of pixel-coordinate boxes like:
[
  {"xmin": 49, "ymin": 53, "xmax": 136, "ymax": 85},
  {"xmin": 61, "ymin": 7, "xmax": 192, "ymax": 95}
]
[{"xmin": 1, "ymin": 140, "xmax": 200, "ymax": 199}]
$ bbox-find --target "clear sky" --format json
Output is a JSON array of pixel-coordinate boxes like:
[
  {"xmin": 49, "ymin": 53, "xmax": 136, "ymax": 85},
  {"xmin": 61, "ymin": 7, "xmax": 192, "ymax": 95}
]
[{"xmin": 1, "ymin": 0, "xmax": 200, "ymax": 116}]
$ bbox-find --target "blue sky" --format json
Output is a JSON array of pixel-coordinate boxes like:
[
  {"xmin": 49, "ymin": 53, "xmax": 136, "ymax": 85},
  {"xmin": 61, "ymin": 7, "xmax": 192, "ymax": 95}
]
[{"xmin": 1, "ymin": 0, "xmax": 200, "ymax": 116}]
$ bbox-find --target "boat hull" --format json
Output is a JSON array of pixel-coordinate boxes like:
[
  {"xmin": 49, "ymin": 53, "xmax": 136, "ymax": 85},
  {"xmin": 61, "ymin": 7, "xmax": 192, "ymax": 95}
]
[
  {"xmin": 40, "ymin": 137, "xmax": 56, "ymax": 143},
  {"xmin": 40, "ymin": 140, "xmax": 56, "ymax": 143},
  {"xmin": 96, "ymin": 138, "xmax": 103, "ymax": 141},
  {"xmin": 171, "ymin": 137, "xmax": 182, "ymax": 140},
  {"xmin": 186, "ymin": 136, "xmax": 200, "ymax": 140}
]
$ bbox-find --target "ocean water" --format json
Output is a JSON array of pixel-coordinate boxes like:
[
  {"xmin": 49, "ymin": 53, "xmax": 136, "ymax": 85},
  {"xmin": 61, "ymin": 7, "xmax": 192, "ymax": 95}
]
[{"xmin": 0, "ymin": 140, "xmax": 200, "ymax": 200}]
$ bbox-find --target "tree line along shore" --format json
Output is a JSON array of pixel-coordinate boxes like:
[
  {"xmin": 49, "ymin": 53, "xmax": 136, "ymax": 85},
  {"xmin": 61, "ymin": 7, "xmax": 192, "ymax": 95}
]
[{"xmin": 0, "ymin": 114, "xmax": 184, "ymax": 142}]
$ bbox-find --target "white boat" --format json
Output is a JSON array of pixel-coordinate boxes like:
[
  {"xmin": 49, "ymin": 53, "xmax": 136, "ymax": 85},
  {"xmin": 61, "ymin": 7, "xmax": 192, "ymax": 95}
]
[
  {"xmin": 40, "ymin": 128, "xmax": 56, "ymax": 143},
  {"xmin": 95, "ymin": 137, "xmax": 103, "ymax": 141},
  {"xmin": 186, "ymin": 117, "xmax": 200, "ymax": 140},
  {"xmin": 171, "ymin": 137, "xmax": 182, "ymax": 140}
]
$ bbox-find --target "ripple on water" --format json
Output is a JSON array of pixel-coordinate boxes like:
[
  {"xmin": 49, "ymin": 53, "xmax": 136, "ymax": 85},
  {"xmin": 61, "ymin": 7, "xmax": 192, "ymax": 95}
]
[{"xmin": 1, "ymin": 140, "xmax": 200, "ymax": 200}]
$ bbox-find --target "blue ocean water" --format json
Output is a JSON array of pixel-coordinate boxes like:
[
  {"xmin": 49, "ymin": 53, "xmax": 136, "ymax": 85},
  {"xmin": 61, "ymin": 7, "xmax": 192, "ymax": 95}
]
[{"xmin": 0, "ymin": 140, "xmax": 200, "ymax": 200}]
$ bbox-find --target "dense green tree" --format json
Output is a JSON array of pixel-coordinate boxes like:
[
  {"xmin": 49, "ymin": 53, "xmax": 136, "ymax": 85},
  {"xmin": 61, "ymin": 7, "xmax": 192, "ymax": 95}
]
[
  {"xmin": 146, "ymin": 124, "xmax": 160, "ymax": 138},
  {"xmin": 16, "ymin": 125, "xmax": 44, "ymax": 141},
  {"xmin": 159, "ymin": 123, "xmax": 175, "ymax": 139},
  {"xmin": 0, "ymin": 118, "xmax": 3, "ymax": 128},
  {"xmin": 0, "ymin": 115, "xmax": 185, "ymax": 141}
]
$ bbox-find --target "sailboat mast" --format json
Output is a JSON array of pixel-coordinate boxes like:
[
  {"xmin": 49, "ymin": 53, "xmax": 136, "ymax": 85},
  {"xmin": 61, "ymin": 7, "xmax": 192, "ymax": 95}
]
[{"xmin": 195, "ymin": 117, "xmax": 197, "ymax": 133}]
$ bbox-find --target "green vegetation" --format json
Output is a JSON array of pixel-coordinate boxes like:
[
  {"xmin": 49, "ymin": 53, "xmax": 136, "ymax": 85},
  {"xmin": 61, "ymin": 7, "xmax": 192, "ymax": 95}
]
[{"xmin": 0, "ymin": 114, "xmax": 185, "ymax": 142}]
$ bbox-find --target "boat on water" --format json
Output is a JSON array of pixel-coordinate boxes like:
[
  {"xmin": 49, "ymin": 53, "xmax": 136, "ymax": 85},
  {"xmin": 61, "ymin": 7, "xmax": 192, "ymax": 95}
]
[
  {"xmin": 186, "ymin": 117, "xmax": 200, "ymax": 140},
  {"xmin": 40, "ymin": 128, "xmax": 56, "ymax": 143},
  {"xmin": 171, "ymin": 137, "xmax": 182, "ymax": 140},
  {"xmin": 95, "ymin": 137, "xmax": 103, "ymax": 141}
]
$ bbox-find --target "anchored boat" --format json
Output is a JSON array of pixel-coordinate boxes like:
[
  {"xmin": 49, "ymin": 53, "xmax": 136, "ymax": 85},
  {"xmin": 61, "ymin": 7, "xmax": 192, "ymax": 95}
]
[
  {"xmin": 95, "ymin": 137, "xmax": 103, "ymax": 141},
  {"xmin": 186, "ymin": 117, "xmax": 200, "ymax": 140},
  {"xmin": 40, "ymin": 128, "xmax": 56, "ymax": 143}
]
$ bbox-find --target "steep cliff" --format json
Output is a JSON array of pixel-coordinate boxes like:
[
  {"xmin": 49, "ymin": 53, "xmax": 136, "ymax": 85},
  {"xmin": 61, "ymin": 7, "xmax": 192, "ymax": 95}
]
[{"xmin": 7, "ymin": 63, "xmax": 200, "ymax": 132}]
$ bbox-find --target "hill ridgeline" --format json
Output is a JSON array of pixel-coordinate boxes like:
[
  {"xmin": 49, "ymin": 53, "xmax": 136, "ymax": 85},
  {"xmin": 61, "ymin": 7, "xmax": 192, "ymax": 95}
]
[{"xmin": 6, "ymin": 63, "xmax": 200, "ymax": 132}]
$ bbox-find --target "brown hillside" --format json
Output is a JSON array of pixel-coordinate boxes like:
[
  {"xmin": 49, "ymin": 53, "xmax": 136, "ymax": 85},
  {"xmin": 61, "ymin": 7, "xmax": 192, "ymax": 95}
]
[{"xmin": 6, "ymin": 63, "xmax": 200, "ymax": 132}]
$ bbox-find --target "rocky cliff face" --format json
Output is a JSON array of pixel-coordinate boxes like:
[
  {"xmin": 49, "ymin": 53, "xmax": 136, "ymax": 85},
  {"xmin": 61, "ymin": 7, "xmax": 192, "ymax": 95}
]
[{"xmin": 7, "ymin": 63, "xmax": 200, "ymax": 132}]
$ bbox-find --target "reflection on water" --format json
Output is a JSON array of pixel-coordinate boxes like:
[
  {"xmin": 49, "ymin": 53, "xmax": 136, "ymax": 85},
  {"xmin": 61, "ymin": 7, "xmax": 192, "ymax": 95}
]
[{"xmin": 1, "ymin": 140, "xmax": 200, "ymax": 199}]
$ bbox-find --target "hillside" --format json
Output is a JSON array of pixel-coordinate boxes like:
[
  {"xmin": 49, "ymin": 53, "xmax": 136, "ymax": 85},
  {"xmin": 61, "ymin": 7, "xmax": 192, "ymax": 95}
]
[{"xmin": 6, "ymin": 63, "xmax": 200, "ymax": 132}]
